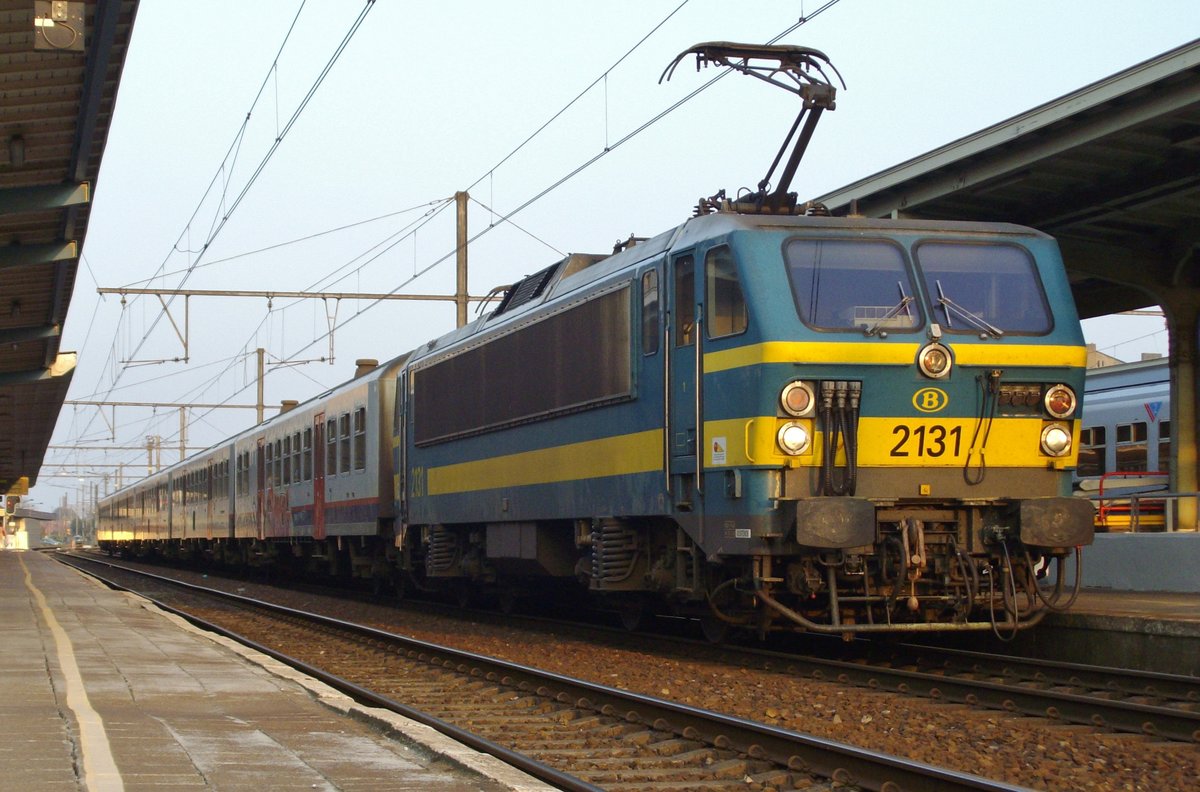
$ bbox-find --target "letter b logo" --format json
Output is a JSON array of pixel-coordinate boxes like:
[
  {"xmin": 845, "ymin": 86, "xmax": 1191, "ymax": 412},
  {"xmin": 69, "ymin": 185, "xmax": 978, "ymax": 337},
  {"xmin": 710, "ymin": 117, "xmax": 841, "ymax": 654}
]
[{"xmin": 913, "ymin": 388, "xmax": 948, "ymax": 413}]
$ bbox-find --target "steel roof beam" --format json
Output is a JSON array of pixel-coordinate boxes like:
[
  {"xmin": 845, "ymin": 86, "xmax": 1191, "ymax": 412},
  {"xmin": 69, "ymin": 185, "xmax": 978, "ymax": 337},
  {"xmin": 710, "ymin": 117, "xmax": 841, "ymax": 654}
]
[
  {"xmin": 1015, "ymin": 149, "xmax": 1200, "ymax": 232},
  {"xmin": 0, "ymin": 241, "xmax": 78, "ymax": 269},
  {"xmin": 0, "ymin": 324, "xmax": 62, "ymax": 345},
  {"xmin": 0, "ymin": 182, "xmax": 89, "ymax": 216},
  {"xmin": 0, "ymin": 351, "xmax": 76, "ymax": 387}
]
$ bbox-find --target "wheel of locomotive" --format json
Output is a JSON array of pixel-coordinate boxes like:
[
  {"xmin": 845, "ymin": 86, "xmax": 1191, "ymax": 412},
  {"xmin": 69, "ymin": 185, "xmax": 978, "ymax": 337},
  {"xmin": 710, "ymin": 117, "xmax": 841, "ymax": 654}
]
[
  {"xmin": 617, "ymin": 598, "xmax": 646, "ymax": 632},
  {"xmin": 454, "ymin": 580, "xmax": 473, "ymax": 609},
  {"xmin": 370, "ymin": 572, "xmax": 387, "ymax": 600},
  {"xmin": 497, "ymin": 587, "xmax": 518, "ymax": 615},
  {"xmin": 699, "ymin": 615, "xmax": 731, "ymax": 644}
]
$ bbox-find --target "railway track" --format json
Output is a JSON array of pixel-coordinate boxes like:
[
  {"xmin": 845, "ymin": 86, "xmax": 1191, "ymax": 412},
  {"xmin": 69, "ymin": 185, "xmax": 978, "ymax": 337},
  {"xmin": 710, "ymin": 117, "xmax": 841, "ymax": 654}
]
[
  {"xmin": 58, "ymin": 553, "xmax": 1025, "ymax": 792},
  {"xmin": 847, "ymin": 641, "xmax": 1200, "ymax": 743},
  {"xmin": 63, "ymin": 551, "xmax": 1200, "ymax": 745}
]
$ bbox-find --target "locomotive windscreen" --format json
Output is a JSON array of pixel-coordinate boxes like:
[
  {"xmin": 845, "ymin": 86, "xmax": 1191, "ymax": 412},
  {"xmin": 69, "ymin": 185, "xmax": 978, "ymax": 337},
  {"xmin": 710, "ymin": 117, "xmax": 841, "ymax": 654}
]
[{"xmin": 413, "ymin": 285, "xmax": 633, "ymax": 445}]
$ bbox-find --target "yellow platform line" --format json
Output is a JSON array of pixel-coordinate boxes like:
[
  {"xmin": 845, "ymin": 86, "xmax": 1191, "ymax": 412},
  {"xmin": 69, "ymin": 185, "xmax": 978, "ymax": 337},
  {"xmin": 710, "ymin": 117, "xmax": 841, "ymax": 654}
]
[{"xmin": 21, "ymin": 554, "xmax": 124, "ymax": 792}]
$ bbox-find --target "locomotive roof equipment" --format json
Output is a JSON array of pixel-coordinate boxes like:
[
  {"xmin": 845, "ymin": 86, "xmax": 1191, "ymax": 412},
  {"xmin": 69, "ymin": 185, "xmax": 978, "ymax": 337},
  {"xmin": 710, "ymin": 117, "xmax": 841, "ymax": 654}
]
[{"xmin": 661, "ymin": 42, "xmax": 844, "ymax": 216}]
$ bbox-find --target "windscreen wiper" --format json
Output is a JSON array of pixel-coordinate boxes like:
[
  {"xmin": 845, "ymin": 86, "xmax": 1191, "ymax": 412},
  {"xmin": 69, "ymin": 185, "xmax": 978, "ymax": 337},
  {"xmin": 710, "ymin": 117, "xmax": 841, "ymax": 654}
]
[
  {"xmin": 863, "ymin": 282, "xmax": 913, "ymax": 337},
  {"xmin": 936, "ymin": 280, "xmax": 1003, "ymax": 338}
]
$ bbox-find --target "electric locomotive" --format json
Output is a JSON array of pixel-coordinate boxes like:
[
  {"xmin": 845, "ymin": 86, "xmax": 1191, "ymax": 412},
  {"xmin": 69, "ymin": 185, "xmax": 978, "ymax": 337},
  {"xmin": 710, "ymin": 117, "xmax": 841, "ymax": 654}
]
[
  {"xmin": 398, "ymin": 209, "xmax": 1093, "ymax": 637},
  {"xmin": 97, "ymin": 43, "xmax": 1094, "ymax": 637}
]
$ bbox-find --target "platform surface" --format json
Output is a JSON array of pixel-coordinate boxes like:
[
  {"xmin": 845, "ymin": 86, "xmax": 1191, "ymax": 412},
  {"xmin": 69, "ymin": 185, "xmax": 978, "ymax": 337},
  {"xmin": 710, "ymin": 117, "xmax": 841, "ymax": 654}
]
[
  {"xmin": 0, "ymin": 550, "xmax": 550, "ymax": 792},
  {"xmin": 1069, "ymin": 587, "xmax": 1200, "ymax": 625}
]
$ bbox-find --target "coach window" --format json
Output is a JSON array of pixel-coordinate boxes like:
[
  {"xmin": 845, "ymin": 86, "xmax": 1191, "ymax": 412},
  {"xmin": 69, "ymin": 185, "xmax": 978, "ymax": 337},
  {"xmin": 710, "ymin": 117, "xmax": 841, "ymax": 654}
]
[
  {"xmin": 326, "ymin": 418, "xmax": 338, "ymax": 474},
  {"xmin": 642, "ymin": 270, "xmax": 659, "ymax": 355},
  {"xmin": 303, "ymin": 428, "xmax": 313, "ymax": 481},
  {"xmin": 274, "ymin": 439, "xmax": 283, "ymax": 485},
  {"xmin": 354, "ymin": 407, "xmax": 367, "ymax": 471},
  {"xmin": 1115, "ymin": 422, "xmax": 1148, "ymax": 472},
  {"xmin": 1077, "ymin": 427, "xmax": 1105, "ymax": 477},
  {"xmin": 674, "ymin": 255, "xmax": 695, "ymax": 346},
  {"xmin": 292, "ymin": 432, "xmax": 301, "ymax": 483},
  {"xmin": 1158, "ymin": 420, "xmax": 1171, "ymax": 474},
  {"xmin": 340, "ymin": 413, "xmax": 352, "ymax": 474},
  {"xmin": 705, "ymin": 246, "xmax": 747, "ymax": 339},
  {"xmin": 283, "ymin": 435, "xmax": 292, "ymax": 485}
]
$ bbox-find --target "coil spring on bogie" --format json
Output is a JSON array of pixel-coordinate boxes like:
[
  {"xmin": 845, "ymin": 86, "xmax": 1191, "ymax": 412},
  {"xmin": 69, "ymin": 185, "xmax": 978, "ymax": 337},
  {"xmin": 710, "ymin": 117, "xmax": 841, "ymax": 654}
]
[
  {"xmin": 591, "ymin": 519, "xmax": 640, "ymax": 585},
  {"xmin": 426, "ymin": 525, "xmax": 460, "ymax": 575}
]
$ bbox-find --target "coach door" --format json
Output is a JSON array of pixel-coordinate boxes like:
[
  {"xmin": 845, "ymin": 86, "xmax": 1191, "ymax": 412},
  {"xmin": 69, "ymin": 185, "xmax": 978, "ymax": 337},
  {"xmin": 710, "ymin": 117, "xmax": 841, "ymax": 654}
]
[
  {"xmin": 255, "ymin": 438, "xmax": 266, "ymax": 540},
  {"xmin": 205, "ymin": 460, "xmax": 214, "ymax": 540},
  {"xmin": 668, "ymin": 251, "xmax": 701, "ymax": 507},
  {"xmin": 313, "ymin": 412, "xmax": 326, "ymax": 540}
]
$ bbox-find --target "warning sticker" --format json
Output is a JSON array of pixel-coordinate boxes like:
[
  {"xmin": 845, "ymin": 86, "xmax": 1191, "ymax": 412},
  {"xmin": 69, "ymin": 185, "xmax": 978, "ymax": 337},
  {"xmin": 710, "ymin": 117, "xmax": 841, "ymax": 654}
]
[{"xmin": 711, "ymin": 436, "xmax": 727, "ymax": 465}]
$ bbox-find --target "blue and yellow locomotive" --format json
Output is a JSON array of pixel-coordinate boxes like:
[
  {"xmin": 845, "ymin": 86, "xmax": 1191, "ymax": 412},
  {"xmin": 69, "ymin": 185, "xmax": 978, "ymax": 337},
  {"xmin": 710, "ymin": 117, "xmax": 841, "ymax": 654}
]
[
  {"xmin": 399, "ymin": 209, "xmax": 1093, "ymax": 636},
  {"xmin": 97, "ymin": 43, "xmax": 1093, "ymax": 636}
]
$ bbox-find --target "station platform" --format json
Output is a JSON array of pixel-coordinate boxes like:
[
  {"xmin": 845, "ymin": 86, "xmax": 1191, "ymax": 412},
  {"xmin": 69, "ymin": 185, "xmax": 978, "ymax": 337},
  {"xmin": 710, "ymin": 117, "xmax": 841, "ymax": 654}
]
[
  {"xmin": 1003, "ymin": 533, "xmax": 1200, "ymax": 674},
  {"xmin": 0, "ymin": 550, "xmax": 551, "ymax": 792},
  {"xmin": 965, "ymin": 586, "xmax": 1200, "ymax": 677}
]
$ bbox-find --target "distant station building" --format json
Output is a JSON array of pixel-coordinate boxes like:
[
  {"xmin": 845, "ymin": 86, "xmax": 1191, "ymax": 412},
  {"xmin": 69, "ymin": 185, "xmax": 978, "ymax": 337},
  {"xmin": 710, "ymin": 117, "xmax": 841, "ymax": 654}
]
[{"xmin": 1, "ymin": 503, "xmax": 55, "ymax": 550}]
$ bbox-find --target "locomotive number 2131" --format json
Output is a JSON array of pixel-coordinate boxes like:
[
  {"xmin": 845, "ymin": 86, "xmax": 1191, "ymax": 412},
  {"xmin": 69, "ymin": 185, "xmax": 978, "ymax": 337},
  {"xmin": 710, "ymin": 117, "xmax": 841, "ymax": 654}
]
[{"xmin": 889, "ymin": 424, "xmax": 963, "ymax": 458}]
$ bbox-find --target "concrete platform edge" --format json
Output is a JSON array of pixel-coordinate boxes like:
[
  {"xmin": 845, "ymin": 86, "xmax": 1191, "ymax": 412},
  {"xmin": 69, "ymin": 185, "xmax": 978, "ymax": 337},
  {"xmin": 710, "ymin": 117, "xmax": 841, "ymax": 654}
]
[
  {"xmin": 1048, "ymin": 609, "xmax": 1200, "ymax": 639},
  {"xmin": 118, "ymin": 587, "xmax": 555, "ymax": 792}
]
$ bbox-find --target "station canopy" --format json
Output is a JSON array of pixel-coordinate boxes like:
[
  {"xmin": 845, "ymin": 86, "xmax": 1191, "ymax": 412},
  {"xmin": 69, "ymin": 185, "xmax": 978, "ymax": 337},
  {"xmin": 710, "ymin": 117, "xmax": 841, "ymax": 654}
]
[{"xmin": 0, "ymin": 0, "xmax": 139, "ymax": 495}]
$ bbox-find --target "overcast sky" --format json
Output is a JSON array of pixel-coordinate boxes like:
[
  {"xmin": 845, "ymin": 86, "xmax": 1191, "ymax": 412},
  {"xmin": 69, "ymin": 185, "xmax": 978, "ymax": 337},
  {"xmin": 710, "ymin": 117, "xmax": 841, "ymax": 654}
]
[{"xmin": 31, "ymin": 0, "xmax": 1198, "ymax": 507}]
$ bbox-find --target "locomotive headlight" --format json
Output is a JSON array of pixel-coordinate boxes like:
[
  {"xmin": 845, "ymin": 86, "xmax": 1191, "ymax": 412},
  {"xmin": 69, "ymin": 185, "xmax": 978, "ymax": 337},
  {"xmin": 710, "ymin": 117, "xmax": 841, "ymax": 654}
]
[
  {"xmin": 1043, "ymin": 384, "xmax": 1076, "ymax": 419},
  {"xmin": 1040, "ymin": 423, "xmax": 1073, "ymax": 457},
  {"xmin": 780, "ymin": 380, "xmax": 816, "ymax": 417},
  {"xmin": 918, "ymin": 343, "xmax": 952, "ymax": 379},
  {"xmin": 777, "ymin": 422, "xmax": 811, "ymax": 455}
]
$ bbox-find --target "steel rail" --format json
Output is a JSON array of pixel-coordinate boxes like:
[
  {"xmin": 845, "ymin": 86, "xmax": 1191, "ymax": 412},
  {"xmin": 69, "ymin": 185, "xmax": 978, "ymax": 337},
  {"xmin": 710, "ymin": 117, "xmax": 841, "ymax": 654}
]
[
  {"xmin": 893, "ymin": 642, "xmax": 1200, "ymax": 703},
  {"xmin": 62, "ymin": 550, "xmax": 1200, "ymax": 743}
]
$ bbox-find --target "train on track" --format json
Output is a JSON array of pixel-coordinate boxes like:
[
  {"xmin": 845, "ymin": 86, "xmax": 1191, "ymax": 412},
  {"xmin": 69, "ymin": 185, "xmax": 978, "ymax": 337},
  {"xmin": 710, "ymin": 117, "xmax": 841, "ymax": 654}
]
[
  {"xmin": 96, "ymin": 44, "xmax": 1094, "ymax": 637},
  {"xmin": 1077, "ymin": 356, "xmax": 1172, "ymax": 530}
]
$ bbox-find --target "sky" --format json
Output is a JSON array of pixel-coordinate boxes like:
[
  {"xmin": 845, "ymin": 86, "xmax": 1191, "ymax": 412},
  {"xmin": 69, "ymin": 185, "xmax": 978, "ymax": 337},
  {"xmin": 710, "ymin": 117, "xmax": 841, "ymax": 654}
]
[{"xmin": 29, "ymin": 0, "xmax": 1198, "ymax": 509}]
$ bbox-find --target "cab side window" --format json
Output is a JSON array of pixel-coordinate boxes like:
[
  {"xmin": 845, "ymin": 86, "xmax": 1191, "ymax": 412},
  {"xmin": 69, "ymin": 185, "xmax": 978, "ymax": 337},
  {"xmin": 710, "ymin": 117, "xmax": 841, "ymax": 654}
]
[
  {"xmin": 642, "ymin": 269, "xmax": 659, "ymax": 355},
  {"xmin": 705, "ymin": 246, "xmax": 747, "ymax": 338}
]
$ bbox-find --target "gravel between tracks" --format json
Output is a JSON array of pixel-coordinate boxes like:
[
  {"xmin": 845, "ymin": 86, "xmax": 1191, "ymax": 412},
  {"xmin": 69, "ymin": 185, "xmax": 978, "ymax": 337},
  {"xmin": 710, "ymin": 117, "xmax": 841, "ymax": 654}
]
[{"xmin": 101, "ymin": 561, "xmax": 1199, "ymax": 792}]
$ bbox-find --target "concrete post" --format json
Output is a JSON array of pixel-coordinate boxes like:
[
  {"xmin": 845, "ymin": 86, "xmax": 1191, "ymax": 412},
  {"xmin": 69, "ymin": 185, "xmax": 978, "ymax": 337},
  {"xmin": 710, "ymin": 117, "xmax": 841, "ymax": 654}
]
[
  {"xmin": 455, "ymin": 191, "xmax": 468, "ymax": 328},
  {"xmin": 1162, "ymin": 295, "xmax": 1198, "ymax": 531}
]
